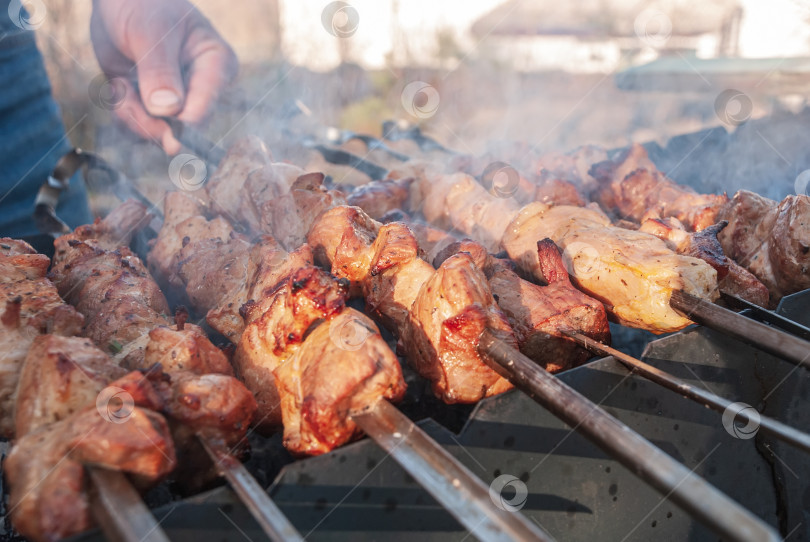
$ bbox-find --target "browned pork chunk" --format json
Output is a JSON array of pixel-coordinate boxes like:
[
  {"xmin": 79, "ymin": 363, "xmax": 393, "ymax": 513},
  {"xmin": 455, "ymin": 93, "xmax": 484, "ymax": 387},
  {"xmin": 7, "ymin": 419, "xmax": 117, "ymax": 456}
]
[
  {"xmin": 0, "ymin": 242, "xmax": 84, "ymax": 437},
  {"xmin": 434, "ymin": 238, "xmax": 611, "ymax": 373},
  {"xmin": 235, "ymin": 266, "xmax": 350, "ymax": 430},
  {"xmin": 718, "ymin": 190, "xmax": 810, "ymax": 303},
  {"xmin": 589, "ymin": 143, "xmax": 728, "ymax": 231},
  {"xmin": 273, "ymin": 309, "xmax": 406, "ymax": 456},
  {"xmin": 5, "ymin": 406, "xmax": 176, "ymax": 542}
]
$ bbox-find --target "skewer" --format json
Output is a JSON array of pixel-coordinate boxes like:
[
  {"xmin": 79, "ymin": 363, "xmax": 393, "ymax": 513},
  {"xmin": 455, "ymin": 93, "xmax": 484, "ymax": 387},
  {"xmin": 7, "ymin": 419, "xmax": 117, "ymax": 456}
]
[
  {"xmin": 198, "ymin": 437, "xmax": 304, "ymax": 542},
  {"xmin": 671, "ymin": 290, "xmax": 810, "ymax": 368},
  {"xmin": 86, "ymin": 467, "xmax": 170, "ymax": 542},
  {"xmin": 562, "ymin": 329, "xmax": 810, "ymax": 454},
  {"xmin": 720, "ymin": 291, "xmax": 810, "ymax": 341},
  {"xmin": 478, "ymin": 328, "xmax": 780, "ymax": 542},
  {"xmin": 352, "ymin": 400, "xmax": 551, "ymax": 542}
]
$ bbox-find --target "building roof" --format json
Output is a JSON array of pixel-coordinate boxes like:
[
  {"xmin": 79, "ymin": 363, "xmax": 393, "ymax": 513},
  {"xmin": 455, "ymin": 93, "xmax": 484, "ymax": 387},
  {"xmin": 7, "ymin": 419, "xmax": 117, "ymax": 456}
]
[{"xmin": 471, "ymin": 0, "xmax": 741, "ymax": 39}]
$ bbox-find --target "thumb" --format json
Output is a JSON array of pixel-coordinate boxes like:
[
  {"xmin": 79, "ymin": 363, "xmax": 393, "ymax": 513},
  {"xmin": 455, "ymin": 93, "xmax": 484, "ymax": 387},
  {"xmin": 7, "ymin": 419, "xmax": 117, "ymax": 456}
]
[{"xmin": 133, "ymin": 34, "xmax": 185, "ymax": 117}]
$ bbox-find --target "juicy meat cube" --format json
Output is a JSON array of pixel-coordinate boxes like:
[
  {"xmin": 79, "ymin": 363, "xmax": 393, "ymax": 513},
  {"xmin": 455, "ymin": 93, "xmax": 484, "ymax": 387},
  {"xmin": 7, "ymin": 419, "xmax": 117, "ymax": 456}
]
[
  {"xmin": 590, "ymin": 144, "xmax": 727, "ymax": 231},
  {"xmin": 0, "ymin": 238, "xmax": 50, "ymax": 282},
  {"xmin": 401, "ymin": 252, "xmax": 517, "ymax": 403},
  {"xmin": 14, "ymin": 335, "xmax": 127, "ymax": 437},
  {"xmin": 63, "ymin": 199, "xmax": 152, "ymax": 249},
  {"xmin": 718, "ymin": 191, "xmax": 810, "ymax": 303},
  {"xmin": 273, "ymin": 308, "xmax": 406, "ymax": 456},
  {"xmin": 307, "ymin": 206, "xmax": 380, "ymax": 296},
  {"xmin": 0, "ymin": 276, "xmax": 83, "ymax": 437},
  {"xmin": 435, "ymin": 239, "xmax": 611, "ymax": 373},
  {"xmin": 205, "ymin": 135, "xmax": 272, "ymax": 221},
  {"xmin": 5, "ymin": 406, "xmax": 176, "ymax": 542},
  {"xmin": 143, "ymin": 323, "xmax": 233, "ymax": 375},
  {"xmin": 235, "ymin": 267, "xmax": 349, "ymax": 431}
]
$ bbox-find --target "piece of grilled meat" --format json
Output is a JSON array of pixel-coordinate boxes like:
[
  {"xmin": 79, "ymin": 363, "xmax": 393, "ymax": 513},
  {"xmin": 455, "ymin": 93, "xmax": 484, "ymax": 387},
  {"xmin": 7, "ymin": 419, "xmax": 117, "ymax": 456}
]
[
  {"xmin": 589, "ymin": 143, "xmax": 728, "ymax": 232},
  {"xmin": 433, "ymin": 238, "xmax": 611, "ymax": 372},
  {"xmin": 5, "ymin": 406, "xmax": 176, "ymax": 542},
  {"xmin": 0, "ymin": 238, "xmax": 84, "ymax": 437},
  {"xmin": 502, "ymin": 202, "xmax": 718, "ymax": 333},
  {"xmin": 717, "ymin": 190, "xmax": 810, "ymax": 304},
  {"xmin": 150, "ymin": 182, "xmax": 408, "ymax": 455},
  {"xmin": 309, "ymin": 206, "xmax": 519, "ymax": 403},
  {"xmin": 638, "ymin": 217, "xmax": 770, "ymax": 307}
]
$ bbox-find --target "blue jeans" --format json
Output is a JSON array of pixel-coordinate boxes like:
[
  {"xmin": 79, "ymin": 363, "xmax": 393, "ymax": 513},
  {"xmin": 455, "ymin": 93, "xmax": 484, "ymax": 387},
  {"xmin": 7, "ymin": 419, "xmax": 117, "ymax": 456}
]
[{"xmin": 0, "ymin": 2, "xmax": 92, "ymax": 238}]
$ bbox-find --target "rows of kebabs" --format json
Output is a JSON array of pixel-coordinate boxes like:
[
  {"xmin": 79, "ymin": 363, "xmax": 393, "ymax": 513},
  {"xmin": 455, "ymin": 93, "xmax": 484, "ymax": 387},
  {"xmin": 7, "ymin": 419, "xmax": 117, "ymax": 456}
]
[{"xmin": 1, "ymin": 131, "xmax": 807, "ymax": 541}]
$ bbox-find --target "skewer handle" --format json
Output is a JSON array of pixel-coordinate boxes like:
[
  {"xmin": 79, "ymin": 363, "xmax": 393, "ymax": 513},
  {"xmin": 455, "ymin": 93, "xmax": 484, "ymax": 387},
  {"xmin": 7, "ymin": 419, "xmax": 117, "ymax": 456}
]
[
  {"xmin": 479, "ymin": 329, "xmax": 780, "ymax": 542},
  {"xmin": 353, "ymin": 399, "xmax": 552, "ymax": 542},
  {"xmin": 199, "ymin": 436, "xmax": 304, "ymax": 542},
  {"xmin": 86, "ymin": 467, "xmax": 170, "ymax": 542},
  {"xmin": 671, "ymin": 290, "xmax": 810, "ymax": 368},
  {"xmin": 563, "ymin": 330, "xmax": 810, "ymax": 454}
]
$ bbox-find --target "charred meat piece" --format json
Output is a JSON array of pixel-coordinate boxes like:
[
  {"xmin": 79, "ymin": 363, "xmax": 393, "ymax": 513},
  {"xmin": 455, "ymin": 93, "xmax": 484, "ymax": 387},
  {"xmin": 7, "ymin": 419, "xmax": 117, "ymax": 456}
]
[
  {"xmin": 307, "ymin": 205, "xmax": 381, "ymax": 295},
  {"xmin": 0, "ymin": 238, "xmax": 51, "ymax": 282},
  {"xmin": 62, "ymin": 199, "xmax": 152, "ymax": 249},
  {"xmin": 402, "ymin": 252, "xmax": 517, "ymax": 402},
  {"xmin": 239, "ymin": 163, "xmax": 343, "ymax": 249},
  {"xmin": 718, "ymin": 191, "xmax": 810, "ymax": 303},
  {"xmin": 51, "ymin": 239, "xmax": 171, "ymax": 365},
  {"xmin": 147, "ymin": 190, "xmax": 230, "ymax": 289},
  {"xmin": 589, "ymin": 144, "xmax": 728, "ymax": 231},
  {"xmin": 434, "ymin": 239, "xmax": 611, "ymax": 373},
  {"xmin": 310, "ymin": 209, "xmax": 517, "ymax": 403},
  {"xmin": 273, "ymin": 308, "xmax": 406, "ymax": 456},
  {"xmin": 346, "ymin": 177, "xmax": 414, "ymax": 219},
  {"xmin": 5, "ymin": 406, "xmax": 176, "ymax": 542},
  {"xmin": 235, "ymin": 266, "xmax": 350, "ymax": 431},
  {"xmin": 531, "ymin": 172, "xmax": 586, "ymax": 207}
]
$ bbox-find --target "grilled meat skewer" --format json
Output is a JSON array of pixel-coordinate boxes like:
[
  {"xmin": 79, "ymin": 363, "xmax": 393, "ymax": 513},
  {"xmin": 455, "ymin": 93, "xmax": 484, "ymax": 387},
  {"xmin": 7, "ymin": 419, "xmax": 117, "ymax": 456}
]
[
  {"xmin": 572, "ymin": 143, "xmax": 807, "ymax": 304},
  {"xmin": 148, "ymin": 151, "xmax": 407, "ymax": 454},
  {"xmin": 395, "ymin": 164, "xmax": 719, "ymax": 333},
  {"xmin": 1, "ymin": 240, "xmax": 178, "ymax": 542}
]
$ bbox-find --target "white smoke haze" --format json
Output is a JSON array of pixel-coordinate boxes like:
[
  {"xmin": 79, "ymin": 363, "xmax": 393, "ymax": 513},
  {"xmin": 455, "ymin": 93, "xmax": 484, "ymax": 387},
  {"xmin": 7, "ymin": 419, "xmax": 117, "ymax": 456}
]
[{"xmin": 32, "ymin": 0, "xmax": 810, "ymax": 213}]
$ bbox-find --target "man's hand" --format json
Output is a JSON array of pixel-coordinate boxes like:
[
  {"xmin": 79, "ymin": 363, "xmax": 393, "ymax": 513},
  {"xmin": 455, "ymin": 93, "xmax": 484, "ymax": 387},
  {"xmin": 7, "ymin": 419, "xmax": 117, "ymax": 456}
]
[{"xmin": 91, "ymin": 0, "xmax": 237, "ymax": 154}]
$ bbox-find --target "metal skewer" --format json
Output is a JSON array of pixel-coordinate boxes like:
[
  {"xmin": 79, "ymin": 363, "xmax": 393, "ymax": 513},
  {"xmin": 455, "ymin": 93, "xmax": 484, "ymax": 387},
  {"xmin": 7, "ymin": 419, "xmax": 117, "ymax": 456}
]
[
  {"xmin": 478, "ymin": 328, "xmax": 780, "ymax": 542},
  {"xmin": 562, "ymin": 329, "xmax": 810, "ymax": 454},
  {"xmin": 198, "ymin": 436, "xmax": 304, "ymax": 542},
  {"xmin": 352, "ymin": 399, "xmax": 552, "ymax": 542},
  {"xmin": 720, "ymin": 291, "xmax": 810, "ymax": 341},
  {"xmin": 671, "ymin": 290, "xmax": 810, "ymax": 368},
  {"xmin": 87, "ymin": 467, "xmax": 170, "ymax": 542}
]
